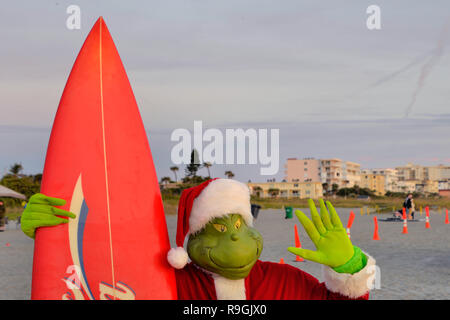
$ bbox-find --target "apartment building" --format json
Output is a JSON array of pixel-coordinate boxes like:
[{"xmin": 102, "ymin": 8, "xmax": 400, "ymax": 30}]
[
  {"xmin": 396, "ymin": 180, "xmax": 418, "ymax": 193},
  {"xmin": 284, "ymin": 158, "xmax": 321, "ymax": 183},
  {"xmin": 359, "ymin": 173, "xmax": 386, "ymax": 196},
  {"xmin": 415, "ymin": 180, "xmax": 439, "ymax": 194},
  {"xmin": 395, "ymin": 163, "xmax": 450, "ymax": 182},
  {"xmin": 284, "ymin": 158, "xmax": 361, "ymax": 191},
  {"xmin": 426, "ymin": 165, "xmax": 450, "ymax": 181},
  {"xmin": 396, "ymin": 163, "xmax": 427, "ymax": 181},
  {"xmin": 320, "ymin": 159, "xmax": 361, "ymax": 190},
  {"xmin": 438, "ymin": 180, "xmax": 450, "ymax": 190},
  {"xmin": 396, "ymin": 163, "xmax": 448, "ymax": 194},
  {"xmin": 361, "ymin": 168, "xmax": 399, "ymax": 193},
  {"xmin": 394, "ymin": 179, "xmax": 438, "ymax": 194},
  {"xmin": 248, "ymin": 181, "xmax": 323, "ymax": 199},
  {"xmin": 283, "ymin": 160, "xmax": 447, "ymax": 195}
]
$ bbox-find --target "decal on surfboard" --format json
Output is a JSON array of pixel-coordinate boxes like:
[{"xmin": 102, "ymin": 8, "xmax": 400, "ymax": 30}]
[{"xmin": 61, "ymin": 174, "xmax": 135, "ymax": 300}]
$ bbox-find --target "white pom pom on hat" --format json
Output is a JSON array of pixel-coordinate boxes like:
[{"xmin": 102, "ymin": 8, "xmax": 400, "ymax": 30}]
[
  {"xmin": 166, "ymin": 178, "xmax": 253, "ymax": 269},
  {"xmin": 167, "ymin": 246, "xmax": 189, "ymax": 270}
]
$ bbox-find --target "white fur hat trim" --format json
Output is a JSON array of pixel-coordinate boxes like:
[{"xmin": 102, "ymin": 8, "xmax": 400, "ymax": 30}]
[{"xmin": 189, "ymin": 179, "xmax": 253, "ymax": 234}]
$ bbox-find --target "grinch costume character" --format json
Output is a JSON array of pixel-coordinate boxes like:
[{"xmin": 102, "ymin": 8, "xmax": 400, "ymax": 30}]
[{"xmin": 22, "ymin": 178, "xmax": 376, "ymax": 300}]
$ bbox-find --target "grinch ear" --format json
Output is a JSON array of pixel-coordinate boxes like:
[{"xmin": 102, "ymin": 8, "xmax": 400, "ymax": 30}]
[{"xmin": 167, "ymin": 247, "xmax": 189, "ymax": 269}]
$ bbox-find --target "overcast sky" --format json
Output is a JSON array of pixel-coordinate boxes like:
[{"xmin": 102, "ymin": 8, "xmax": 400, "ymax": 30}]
[{"xmin": 1, "ymin": 1, "xmax": 449, "ymax": 182}]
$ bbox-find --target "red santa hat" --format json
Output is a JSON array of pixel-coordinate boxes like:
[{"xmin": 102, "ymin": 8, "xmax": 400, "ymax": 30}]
[{"xmin": 167, "ymin": 178, "xmax": 253, "ymax": 269}]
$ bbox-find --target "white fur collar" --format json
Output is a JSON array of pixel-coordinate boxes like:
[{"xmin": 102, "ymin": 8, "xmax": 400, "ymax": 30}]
[
  {"xmin": 192, "ymin": 264, "xmax": 247, "ymax": 300},
  {"xmin": 212, "ymin": 274, "xmax": 246, "ymax": 300}
]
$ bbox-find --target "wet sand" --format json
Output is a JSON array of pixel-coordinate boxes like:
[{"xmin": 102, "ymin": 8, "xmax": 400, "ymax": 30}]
[{"xmin": 1, "ymin": 208, "xmax": 449, "ymax": 299}]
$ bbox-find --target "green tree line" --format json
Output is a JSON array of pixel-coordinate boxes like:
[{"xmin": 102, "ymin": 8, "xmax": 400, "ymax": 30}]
[{"xmin": 0, "ymin": 163, "xmax": 41, "ymax": 207}]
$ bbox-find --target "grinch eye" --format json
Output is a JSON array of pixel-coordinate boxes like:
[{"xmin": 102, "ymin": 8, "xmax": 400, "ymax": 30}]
[
  {"xmin": 213, "ymin": 224, "xmax": 227, "ymax": 233},
  {"xmin": 234, "ymin": 219, "xmax": 241, "ymax": 229}
]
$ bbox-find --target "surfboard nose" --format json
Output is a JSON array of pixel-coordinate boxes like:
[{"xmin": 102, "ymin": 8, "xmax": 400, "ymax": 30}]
[
  {"xmin": 94, "ymin": 16, "xmax": 106, "ymax": 27},
  {"xmin": 93, "ymin": 16, "xmax": 110, "ymax": 36},
  {"xmin": 86, "ymin": 16, "xmax": 112, "ymax": 47}
]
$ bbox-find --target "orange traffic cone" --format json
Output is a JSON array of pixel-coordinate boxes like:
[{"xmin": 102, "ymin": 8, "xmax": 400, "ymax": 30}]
[
  {"xmin": 294, "ymin": 224, "xmax": 304, "ymax": 262},
  {"xmin": 402, "ymin": 207, "xmax": 408, "ymax": 234},
  {"xmin": 346, "ymin": 211, "xmax": 355, "ymax": 239},
  {"xmin": 279, "ymin": 258, "xmax": 285, "ymax": 264},
  {"xmin": 373, "ymin": 216, "xmax": 380, "ymax": 240},
  {"xmin": 425, "ymin": 206, "xmax": 431, "ymax": 229},
  {"xmin": 445, "ymin": 209, "xmax": 449, "ymax": 225}
]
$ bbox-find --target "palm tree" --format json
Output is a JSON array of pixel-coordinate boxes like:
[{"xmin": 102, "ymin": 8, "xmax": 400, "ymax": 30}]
[
  {"xmin": 161, "ymin": 176, "xmax": 171, "ymax": 185},
  {"xmin": 9, "ymin": 163, "xmax": 23, "ymax": 176},
  {"xmin": 203, "ymin": 162, "xmax": 212, "ymax": 177},
  {"xmin": 225, "ymin": 171, "xmax": 235, "ymax": 179},
  {"xmin": 9, "ymin": 162, "xmax": 23, "ymax": 177},
  {"xmin": 170, "ymin": 166, "xmax": 179, "ymax": 182}
]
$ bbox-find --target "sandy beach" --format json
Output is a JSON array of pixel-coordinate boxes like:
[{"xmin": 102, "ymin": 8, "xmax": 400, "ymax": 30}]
[{"xmin": 0, "ymin": 208, "xmax": 448, "ymax": 300}]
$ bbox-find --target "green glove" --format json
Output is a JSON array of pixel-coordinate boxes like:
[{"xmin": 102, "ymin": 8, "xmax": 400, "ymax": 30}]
[
  {"xmin": 332, "ymin": 245, "xmax": 367, "ymax": 274},
  {"xmin": 287, "ymin": 199, "xmax": 355, "ymax": 269},
  {"xmin": 21, "ymin": 193, "xmax": 76, "ymax": 239}
]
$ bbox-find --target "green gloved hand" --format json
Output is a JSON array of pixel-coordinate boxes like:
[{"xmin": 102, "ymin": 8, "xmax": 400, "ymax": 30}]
[
  {"xmin": 21, "ymin": 193, "xmax": 76, "ymax": 239},
  {"xmin": 287, "ymin": 199, "xmax": 354, "ymax": 269}
]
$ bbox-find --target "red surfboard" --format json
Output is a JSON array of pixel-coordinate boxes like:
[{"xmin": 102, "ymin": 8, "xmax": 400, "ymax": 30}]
[{"xmin": 31, "ymin": 17, "xmax": 177, "ymax": 300}]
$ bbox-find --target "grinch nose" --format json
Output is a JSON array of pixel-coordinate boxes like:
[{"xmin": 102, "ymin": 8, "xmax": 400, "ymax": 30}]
[{"xmin": 231, "ymin": 233, "xmax": 239, "ymax": 241}]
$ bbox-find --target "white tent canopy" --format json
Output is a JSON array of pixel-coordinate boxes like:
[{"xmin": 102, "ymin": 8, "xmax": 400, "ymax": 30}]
[{"xmin": 0, "ymin": 185, "xmax": 26, "ymax": 200}]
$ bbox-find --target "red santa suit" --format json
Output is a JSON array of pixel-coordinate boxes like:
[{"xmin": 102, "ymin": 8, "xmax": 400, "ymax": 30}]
[{"xmin": 167, "ymin": 179, "xmax": 376, "ymax": 300}]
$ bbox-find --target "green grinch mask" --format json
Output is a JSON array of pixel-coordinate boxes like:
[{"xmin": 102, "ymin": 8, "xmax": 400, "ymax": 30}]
[{"xmin": 187, "ymin": 214, "xmax": 263, "ymax": 280}]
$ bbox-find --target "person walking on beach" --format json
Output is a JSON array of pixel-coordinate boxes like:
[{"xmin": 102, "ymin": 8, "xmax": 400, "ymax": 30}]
[
  {"xmin": 394, "ymin": 194, "xmax": 414, "ymax": 220},
  {"xmin": 404, "ymin": 194, "xmax": 415, "ymax": 220}
]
